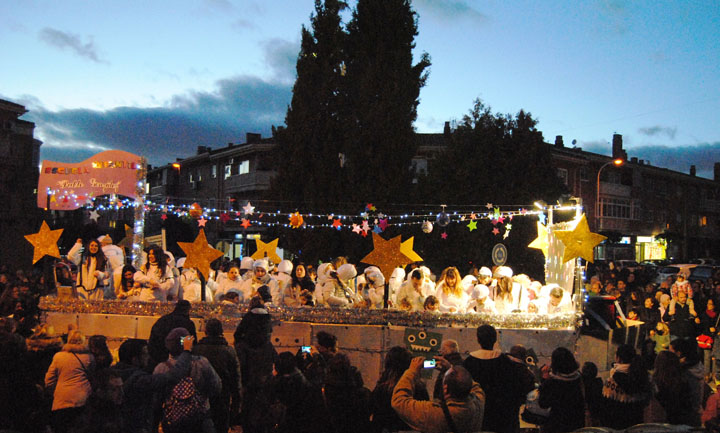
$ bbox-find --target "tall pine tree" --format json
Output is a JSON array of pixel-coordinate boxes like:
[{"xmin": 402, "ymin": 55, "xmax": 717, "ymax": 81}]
[
  {"xmin": 270, "ymin": 0, "xmax": 348, "ymax": 210},
  {"xmin": 342, "ymin": 0, "xmax": 431, "ymax": 204}
]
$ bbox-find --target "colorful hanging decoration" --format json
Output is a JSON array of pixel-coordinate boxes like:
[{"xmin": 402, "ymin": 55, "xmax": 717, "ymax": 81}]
[
  {"xmin": 251, "ymin": 237, "xmax": 282, "ymax": 264},
  {"xmin": 289, "ymin": 212, "xmax": 304, "ymax": 228},
  {"xmin": 189, "ymin": 202, "xmax": 203, "ymax": 219},
  {"xmin": 554, "ymin": 214, "xmax": 607, "ymax": 263},
  {"xmin": 197, "ymin": 217, "xmax": 207, "ymax": 227},
  {"xmin": 528, "ymin": 221, "xmax": 549, "ymax": 258},
  {"xmin": 421, "ymin": 220, "xmax": 433, "ymax": 233},
  {"xmin": 177, "ymin": 229, "xmax": 224, "ymax": 278},
  {"xmin": 466, "ymin": 220, "xmax": 477, "ymax": 232},
  {"xmin": 24, "ymin": 221, "xmax": 64, "ymax": 264},
  {"xmin": 243, "ymin": 202, "xmax": 255, "ymax": 215}
]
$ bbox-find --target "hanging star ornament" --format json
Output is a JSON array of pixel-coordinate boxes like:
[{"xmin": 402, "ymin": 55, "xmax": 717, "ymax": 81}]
[
  {"xmin": 219, "ymin": 213, "xmax": 230, "ymax": 224},
  {"xmin": 492, "ymin": 227, "xmax": 500, "ymax": 236},
  {"xmin": 25, "ymin": 221, "xmax": 64, "ymax": 264},
  {"xmin": 352, "ymin": 224, "xmax": 362, "ymax": 235},
  {"xmin": 240, "ymin": 219, "xmax": 251, "ymax": 229},
  {"xmin": 197, "ymin": 217, "xmax": 207, "ymax": 227},
  {"xmin": 400, "ymin": 237, "xmax": 423, "ymax": 262},
  {"xmin": 528, "ymin": 221, "xmax": 549, "ymax": 257},
  {"xmin": 361, "ymin": 233, "xmax": 413, "ymax": 280},
  {"xmin": 378, "ymin": 218, "xmax": 389, "ymax": 231},
  {"xmin": 554, "ymin": 214, "xmax": 607, "ymax": 263},
  {"xmin": 252, "ymin": 238, "xmax": 282, "ymax": 264},
  {"xmin": 243, "ymin": 202, "xmax": 255, "ymax": 215},
  {"xmin": 486, "ymin": 203, "xmax": 493, "ymax": 209},
  {"xmin": 177, "ymin": 229, "xmax": 224, "ymax": 278},
  {"xmin": 332, "ymin": 218, "xmax": 342, "ymax": 230},
  {"xmin": 467, "ymin": 220, "xmax": 477, "ymax": 232},
  {"xmin": 89, "ymin": 210, "xmax": 100, "ymax": 222},
  {"xmin": 441, "ymin": 232, "xmax": 448, "ymax": 240}
]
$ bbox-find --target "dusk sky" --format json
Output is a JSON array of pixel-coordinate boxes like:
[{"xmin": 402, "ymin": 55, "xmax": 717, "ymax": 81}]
[{"xmin": 2, "ymin": 0, "xmax": 719, "ymax": 177}]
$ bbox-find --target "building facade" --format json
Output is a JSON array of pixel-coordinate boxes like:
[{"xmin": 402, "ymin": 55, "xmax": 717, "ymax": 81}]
[{"xmin": 0, "ymin": 99, "xmax": 43, "ymax": 270}]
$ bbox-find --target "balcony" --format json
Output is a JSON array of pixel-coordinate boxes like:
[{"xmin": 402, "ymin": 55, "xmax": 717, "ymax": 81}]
[{"xmin": 223, "ymin": 170, "xmax": 275, "ymax": 194}]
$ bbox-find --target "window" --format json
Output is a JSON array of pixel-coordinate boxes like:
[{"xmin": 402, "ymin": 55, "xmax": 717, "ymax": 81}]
[
  {"xmin": 224, "ymin": 165, "xmax": 232, "ymax": 179},
  {"xmin": 599, "ymin": 197, "xmax": 632, "ymax": 219},
  {"xmin": 238, "ymin": 160, "xmax": 249, "ymax": 175},
  {"xmin": 557, "ymin": 168, "xmax": 568, "ymax": 186},
  {"xmin": 212, "ymin": 165, "xmax": 217, "ymax": 179},
  {"xmin": 189, "ymin": 173, "xmax": 194, "ymax": 183},
  {"xmin": 197, "ymin": 169, "xmax": 202, "ymax": 182},
  {"xmin": 579, "ymin": 167, "xmax": 588, "ymax": 181},
  {"xmin": 700, "ymin": 215, "xmax": 708, "ymax": 227}
]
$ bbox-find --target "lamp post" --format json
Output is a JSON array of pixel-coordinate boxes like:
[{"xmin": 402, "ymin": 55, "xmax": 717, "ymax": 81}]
[{"xmin": 596, "ymin": 158, "xmax": 624, "ymax": 231}]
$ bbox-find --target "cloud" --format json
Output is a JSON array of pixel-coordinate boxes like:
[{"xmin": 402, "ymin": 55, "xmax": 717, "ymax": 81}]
[
  {"xmin": 22, "ymin": 75, "xmax": 292, "ymax": 167},
  {"xmin": 579, "ymin": 139, "xmax": 720, "ymax": 179},
  {"xmin": 412, "ymin": 0, "xmax": 488, "ymax": 23},
  {"xmin": 38, "ymin": 27, "xmax": 105, "ymax": 63},
  {"xmin": 259, "ymin": 38, "xmax": 299, "ymax": 83},
  {"xmin": 638, "ymin": 126, "xmax": 677, "ymax": 140}
]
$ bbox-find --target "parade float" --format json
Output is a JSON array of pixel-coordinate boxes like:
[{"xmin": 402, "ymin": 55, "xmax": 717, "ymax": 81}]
[{"xmin": 30, "ymin": 150, "xmax": 612, "ymax": 385}]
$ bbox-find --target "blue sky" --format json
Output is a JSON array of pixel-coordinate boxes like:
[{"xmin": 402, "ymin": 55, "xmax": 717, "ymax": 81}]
[{"xmin": 2, "ymin": 0, "xmax": 719, "ymax": 177}]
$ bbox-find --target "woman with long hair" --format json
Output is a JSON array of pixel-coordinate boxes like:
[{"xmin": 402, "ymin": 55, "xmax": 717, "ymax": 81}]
[
  {"xmin": 538, "ymin": 347, "xmax": 585, "ymax": 433},
  {"xmin": 652, "ymin": 350, "xmax": 695, "ymax": 425},
  {"xmin": 114, "ymin": 264, "xmax": 138, "ymax": 299},
  {"xmin": 599, "ymin": 344, "xmax": 651, "ymax": 429},
  {"xmin": 283, "ymin": 262, "xmax": 314, "ymax": 307},
  {"xmin": 68, "ymin": 238, "xmax": 109, "ymax": 300},
  {"xmin": 493, "ymin": 267, "xmax": 515, "ymax": 313},
  {"xmin": 436, "ymin": 267, "xmax": 468, "ymax": 313},
  {"xmin": 133, "ymin": 245, "xmax": 174, "ymax": 302},
  {"xmin": 370, "ymin": 346, "xmax": 428, "ymax": 433}
]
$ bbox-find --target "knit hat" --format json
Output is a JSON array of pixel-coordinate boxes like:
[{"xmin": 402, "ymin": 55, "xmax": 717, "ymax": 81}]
[
  {"xmin": 278, "ymin": 259, "xmax": 293, "ymax": 275},
  {"xmin": 98, "ymin": 234, "xmax": 113, "ymax": 245},
  {"xmin": 253, "ymin": 259, "xmax": 269, "ymax": 272},
  {"xmin": 240, "ymin": 257, "xmax": 254, "ymax": 270},
  {"xmin": 336, "ymin": 263, "xmax": 357, "ymax": 282}
]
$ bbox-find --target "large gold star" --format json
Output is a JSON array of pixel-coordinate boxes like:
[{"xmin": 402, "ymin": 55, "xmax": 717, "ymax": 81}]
[
  {"xmin": 554, "ymin": 214, "xmax": 606, "ymax": 263},
  {"xmin": 251, "ymin": 238, "xmax": 282, "ymax": 264},
  {"xmin": 361, "ymin": 233, "xmax": 413, "ymax": 281},
  {"xmin": 528, "ymin": 221, "xmax": 549, "ymax": 258},
  {"xmin": 177, "ymin": 229, "xmax": 224, "ymax": 278},
  {"xmin": 25, "ymin": 221, "xmax": 64, "ymax": 264},
  {"xmin": 400, "ymin": 237, "xmax": 423, "ymax": 262}
]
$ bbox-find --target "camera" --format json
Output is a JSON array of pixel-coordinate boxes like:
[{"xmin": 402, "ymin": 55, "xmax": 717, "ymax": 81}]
[
  {"xmin": 301, "ymin": 346, "xmax": 311, "ymax": 353},
  {"xmin": 423, "ymin": 359, "xmax": 436, "ymax": 368},
  {"xmin": 180, "ymin": 336, "xmax": 187, "ymax": 344}
]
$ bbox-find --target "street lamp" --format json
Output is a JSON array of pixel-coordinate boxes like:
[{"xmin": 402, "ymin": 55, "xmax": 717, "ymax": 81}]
[{"xmin": 596, "ymin": 158, "xmax": 624, "ymax": 230}]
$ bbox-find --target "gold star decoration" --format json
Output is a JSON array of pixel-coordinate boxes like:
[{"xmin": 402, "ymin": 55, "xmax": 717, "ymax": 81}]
[
  {"xmin": 25, "ymin": 221, "xmax": 64, "ymax": 264},
  {"xmin": 251, "ymin": 237, "xmax": 282, "ymax": 264},
  {"xmin": 400, "ymin": 237, "xmax": 423, "ymax": 262},
  {"xmin": 177, "ymin": 229, "xmax": 224, "ymax": 278},
  {"xmin": 361, "ymin": 233, "xmax": 414, "ymax": 282},
  {"xmin": 554, "ymin": 214, "xmax": 607, "ymax": 263},
  {"xmin": 528, "ymin": 221, "xmax": 549, "ymax": 258}
]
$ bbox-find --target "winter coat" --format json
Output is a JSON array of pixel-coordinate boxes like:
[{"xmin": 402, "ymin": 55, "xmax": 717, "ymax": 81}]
[
  {"xmin": 68, "ymin": 242, "xmax": 109, "ymax": 300},
  {"xmin": 599, "ymin": 364, "xmax": 650, "ymax": 429},
  {"xmin": 214, "ymin": 277, "xmax": 245, "ymax": 303},
  {"xmin": 391, "ymin": 367, "xmax": 485, "ymax": 433},
  {"xmin": 432, "ymin": 351, "xmax": 465, "ymax": 400},
  {"xmin": 147, "ymin": 311, "xmax": 198, "ymax": 365},
  {"xmin": 680, "ymin": 361, "xmax": 705, "ymax": 426},
  {"xmin": 192, "ymin": 335, "xmax": 241, "ymax": 402},
  {"xmin": 134, "ymin": 263, "xmax": 175, "ymax": 302},
  {"xmin": 153, "ymin": 353, "xmax": 222, "ymax": 414},
  {"xmin": 371, "ymin": 375, "xmax": 429, "ymax": 433},
  {"xmin": 44, "ymin": 343, "xmax": 95, "ymax": 411},
  {"xmin": 538, "ymin": 371, "xmax": 585, "ymax": 433},
  {"xmin": 234, "ymin": 306, "xmax": 273, "ymax": 349},
  {"xmin": 271, "ymin": 369, "xmax": 323, "ymax": 433},
  {"xmin": 463, "ymin": 349, "xmax": 535, "ymax": 433}
]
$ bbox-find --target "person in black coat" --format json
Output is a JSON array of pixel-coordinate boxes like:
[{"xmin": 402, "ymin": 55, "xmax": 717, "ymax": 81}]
[
  {"xmin": 147, "ymin": 300, "xmax": 197, "ymax": 368},
  {"xmin": 193, "ymin": 318, "xmax": 241, "ymax": 433},
  {"xmin": 271, "ymin": 351, "xmax": 325, "ymax": 433},
  {"xmin": 538, "ymin": 347, "xmax": 585, "ymax": 433}
]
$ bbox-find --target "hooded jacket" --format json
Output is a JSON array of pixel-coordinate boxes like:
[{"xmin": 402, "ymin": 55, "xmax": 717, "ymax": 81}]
[{"xmin": 538, "ymin": 370, "xmax": 585, "ymax": 433}]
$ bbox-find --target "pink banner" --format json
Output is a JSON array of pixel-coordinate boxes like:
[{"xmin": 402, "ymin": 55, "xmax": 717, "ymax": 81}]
[{"xmin": 37, "ymin": 150, "xmax": 144, "ymax": 210}]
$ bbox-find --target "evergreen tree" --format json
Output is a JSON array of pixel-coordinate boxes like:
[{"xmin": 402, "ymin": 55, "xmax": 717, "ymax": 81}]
[
  {"xmin": 343, "ymin": 0, "xmax": 430, "ymax": 204},
  {"xmin": 270, "ymin": 0, "xmax": 348, "ymax": 210}
]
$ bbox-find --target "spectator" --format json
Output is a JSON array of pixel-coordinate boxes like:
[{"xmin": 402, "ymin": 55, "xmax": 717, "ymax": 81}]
[
  {"xmin": 462, "ymin": 324, "xmax": 534, "ymax": 433},
  {"xmin": 44, "ymin": 329, "xmax": 95, "ymax": 433},
  {"xmin": 538, "ymin": 347, "xmax": 585, "ymax": 433},
  {"xmin": 598, "ymin": 344, "xmax": 651, "ymax": 429},
  {"xmin": 652, "ymin": 350, "xmax": 696, "ymax": 425},
  {"xmin": 147, "ymin": 300, "xmax": 197, "ymax": 368},
  {"xmin": 323, "ymin": 353, "xmax": 372, "ymax": 433},
  {"xmin": 670, "ymin": 338, "xmax": 704, "ymax": 426},
  {"xmin": 370, "ymin": 346, "xmax": 429, "ymax": 433},
  {"xmin": 154, "ymin": 327, "xmax": 221, "ymax": 433},
  {"xmin": 303, "ymin": 330, "xmax": 339, "ymax": 387},
  {"xmin": 392, "ymin": 357, "xmax": 485, "ymax": 433},
  {"xmin": 112, "ymin": 337, "xmax": 194, "ymax": 433},
  {"xmin": 581, "ymin": 362, "xmax": 603, "ymax": 426},
  {"xmin": 271, "ymin": 351, "xmax": 324, "ymax": 433},
  {"xmin": 89, "ymin": 334, "xmax": 113, "ymax": 370},
  {"xmin": 192, "ymin": 318, "xmax": 241, "ymax": 433},
  {"xmin": 433, "ymin": 339, "xmax": 464, "ymax": 400},
  {"xmin": 234, "ymin": 296, "xmax": 278, "ymax": 433},
  {"xmin": 669, "ymin": 289, "xmax": 697, "ymax": 339}
]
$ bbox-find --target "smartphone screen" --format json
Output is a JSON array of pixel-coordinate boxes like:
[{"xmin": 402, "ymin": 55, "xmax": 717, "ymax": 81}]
[
  {"xmin": 423, "ymin": 359, "xmax": 436, "ymax": 368},
  {"xmin": 301, "ymin": 346, "xmax": 311, "ymax": 353}
]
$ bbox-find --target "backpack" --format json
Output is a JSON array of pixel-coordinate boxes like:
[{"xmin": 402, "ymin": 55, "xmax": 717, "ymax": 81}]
[{"xmin": 163, "ymin": 375, "xmax": 205, "ymax": 426}]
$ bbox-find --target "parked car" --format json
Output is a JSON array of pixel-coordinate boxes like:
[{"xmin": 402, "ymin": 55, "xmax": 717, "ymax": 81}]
[
  {"xmin": 654, "ymin": 264, "xmax": 697, "ymax": 285},
  {"xmin": 688, "ymin": 265, "xmax": 717, "ymax": 283},
  {"xmin": 691, "ymin": 258, "xmax": 717, "ymax": 266},
  {"xmin": 616, "ymin": 260, "xmax": 639, "ymax": 272}
]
